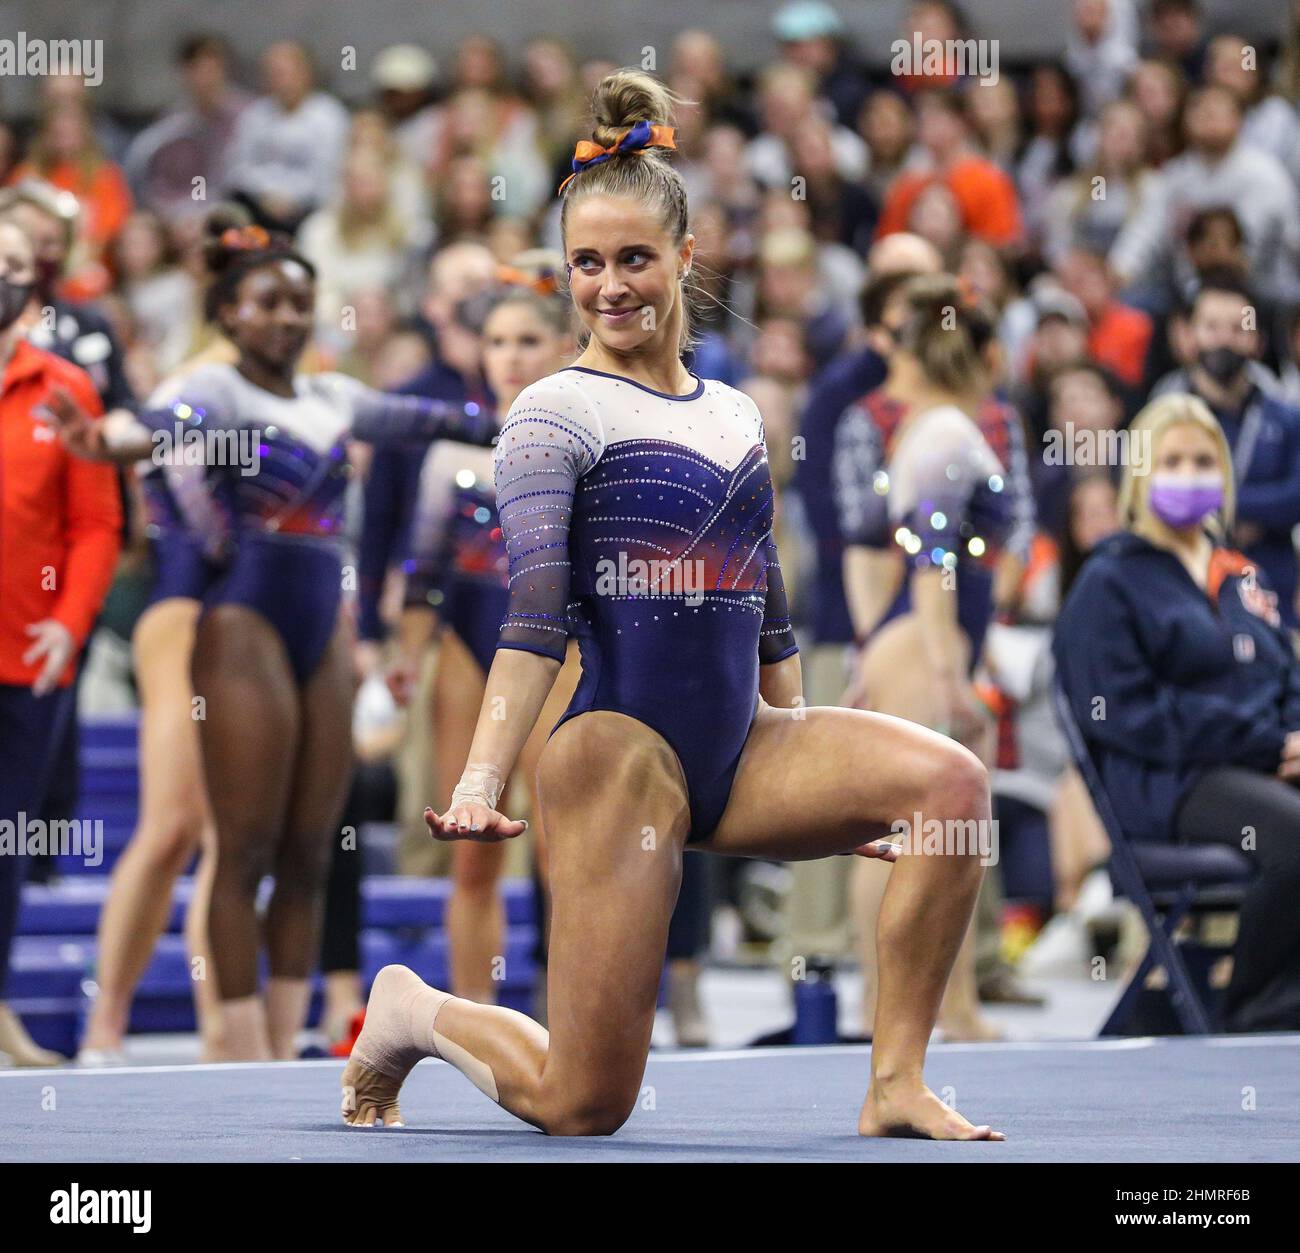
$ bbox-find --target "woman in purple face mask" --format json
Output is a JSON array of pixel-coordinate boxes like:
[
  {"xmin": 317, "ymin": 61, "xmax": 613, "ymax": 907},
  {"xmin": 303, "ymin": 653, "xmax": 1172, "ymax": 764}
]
[{"xmin": 1055, "ymin": 394, "xmax": 1300, "ymax": 1031}]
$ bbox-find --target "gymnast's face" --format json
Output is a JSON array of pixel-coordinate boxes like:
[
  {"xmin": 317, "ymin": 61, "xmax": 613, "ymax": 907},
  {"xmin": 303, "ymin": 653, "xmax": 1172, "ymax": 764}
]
[
  {"xmin": 481, "ymin": 301, "xmax": 568, "ymax": 413},
  {"xmin": 564, "ymin": 195, "xmax": 693, "ymax": 355},
  {"xmin": 224, "ymin": 260, "xmax": 315, "ymax": 370}
]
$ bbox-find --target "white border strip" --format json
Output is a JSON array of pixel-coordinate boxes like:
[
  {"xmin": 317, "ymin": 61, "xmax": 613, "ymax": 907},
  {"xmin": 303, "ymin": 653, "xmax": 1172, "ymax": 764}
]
[{"xmin": 5, "ymin": 1032, "xmax": 1294, "ymax": 1081}]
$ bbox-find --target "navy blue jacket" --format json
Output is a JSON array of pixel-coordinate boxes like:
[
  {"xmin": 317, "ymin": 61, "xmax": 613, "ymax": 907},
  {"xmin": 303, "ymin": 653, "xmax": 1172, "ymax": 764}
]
[
  {"xmin": 794, "ymin": 345, "xmax": 886, "ymax": 644},
  {"xmin": 1199, "ymin": 382, "xmax": 1300, "ymax": 627},
  {"xmin": 357, "ymin": 361, "xmax": 492, "ymax": 641},
  {"xmin": 1054, "ymin": 531, "xmax": 1300, "ymax": 843}
]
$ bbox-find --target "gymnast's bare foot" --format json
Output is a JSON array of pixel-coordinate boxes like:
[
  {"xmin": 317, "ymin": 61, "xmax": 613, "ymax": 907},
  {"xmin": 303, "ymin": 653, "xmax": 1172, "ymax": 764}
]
[
  {"xmin": 858, "ymin": 1076, "xmax": 1005, "ymax": 1140},
  {"xmin": 340, "ymin": 965, "xmax": 448, "ymax": 1127}
]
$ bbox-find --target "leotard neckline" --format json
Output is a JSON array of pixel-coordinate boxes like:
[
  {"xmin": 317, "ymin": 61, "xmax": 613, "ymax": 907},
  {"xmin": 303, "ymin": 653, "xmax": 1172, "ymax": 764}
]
[{"xmin": 561, "ymin": 364, "xmax": 705, "ymax": 402}]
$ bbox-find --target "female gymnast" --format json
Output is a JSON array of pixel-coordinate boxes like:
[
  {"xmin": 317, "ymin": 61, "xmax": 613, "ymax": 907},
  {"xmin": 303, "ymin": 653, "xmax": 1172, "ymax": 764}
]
[
  {"xmin": 50, "ymin": 225, "xmax": 495, "ymax": 1061},
  {"xmin": 341, "ymin": 69, "xmax": 1004, "ymax": 1140},
  {"xmin": 834, "ymin": 272, "xmax": 1024, "ymax": 1043},
  {"xmin": 78, "ymin": 207, "xmax": 253, "ymax": 1065},
  {"xmin": 395, "ymin": 275, "xmax": 581, "ymax": 1004}
]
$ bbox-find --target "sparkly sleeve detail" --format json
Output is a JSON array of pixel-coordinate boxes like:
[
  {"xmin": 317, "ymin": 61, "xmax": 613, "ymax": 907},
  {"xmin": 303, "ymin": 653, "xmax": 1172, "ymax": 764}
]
[
  {"xmin": 888, "ymin": 408, "xmax": 1008, "ymax": 574},
  {"xmin": 832, "ymin": 402, "xmax": 890, "ymax": 547},
  {"xmin": 330, "ymin": 375, "xmax": 494, "ymax": 447},
  {"xmin": 742, "ymin": 389, "xmax": 799, "ymax": 665},
  {"xmin": 759, "ymin": 531, "xmax": 799, "ymax": 664},
  {"xmin": 493, "ymin": 376, "xmax": 604, "ymax": 662},
  {"xmin": 137, "ymin": 363, "xmax": 242, "ymax": 435}
]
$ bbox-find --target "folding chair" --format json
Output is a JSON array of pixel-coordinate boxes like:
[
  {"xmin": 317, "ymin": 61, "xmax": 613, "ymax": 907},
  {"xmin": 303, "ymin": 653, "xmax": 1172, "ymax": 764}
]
[{"xmin": 1051, "ymin": 679, "xmax": 1252, "ymax": 1035}]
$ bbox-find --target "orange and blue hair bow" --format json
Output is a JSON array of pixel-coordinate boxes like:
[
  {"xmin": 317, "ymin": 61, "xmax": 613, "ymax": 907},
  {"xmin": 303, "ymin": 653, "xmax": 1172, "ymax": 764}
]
[{"xmin": 557, "ymin": 120, "xmax": 677, "ymax": 194}]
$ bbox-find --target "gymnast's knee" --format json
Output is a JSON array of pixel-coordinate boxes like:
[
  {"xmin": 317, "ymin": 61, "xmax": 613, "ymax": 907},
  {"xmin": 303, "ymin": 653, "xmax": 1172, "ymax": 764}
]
[
  {"xmin": 537, "ymin": 1090, "xmax": 636, "ymax": 1137},
  {"xmin": 922, "ymin": 740, "xmax": 989, "ymax": 823}
]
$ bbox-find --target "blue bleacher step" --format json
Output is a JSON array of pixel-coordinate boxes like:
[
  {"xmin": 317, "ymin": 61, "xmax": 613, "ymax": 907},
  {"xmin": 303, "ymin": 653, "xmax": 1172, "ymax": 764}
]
[{"xmin": 18, "ymin": 876, "xmax": 537, "ymax": 934}]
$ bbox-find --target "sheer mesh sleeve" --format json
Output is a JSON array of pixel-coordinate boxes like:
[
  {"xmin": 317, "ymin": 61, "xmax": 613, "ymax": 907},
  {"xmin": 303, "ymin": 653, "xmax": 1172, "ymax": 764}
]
[
  {"xmin": 137, "ymin": 362, "xmax": 242, "ymax": 434},
  {"xmin": 831, "ymin": 402, "xmax": 889, "ymax": 547},
  {"xmin": 493, "ymin": 375, "xmax": 604, "ymax": 662},
  {"xmin": 325, "ymin": 374, "xmax": 495, "ymax": 447},
  {"xmin": 739, "ymin": 389, "xmax": 799, "ymax": 665},
  {"xmin": 888, "ymin": 406, "xmax": 1004, "ymax": 572},
  {"xmin": 137, "ymin": 364, "xmax": 236, "ymax": 557},
  {"xmin": 759, "ymin": 531, "xmax": 799, "ymax": 664}
]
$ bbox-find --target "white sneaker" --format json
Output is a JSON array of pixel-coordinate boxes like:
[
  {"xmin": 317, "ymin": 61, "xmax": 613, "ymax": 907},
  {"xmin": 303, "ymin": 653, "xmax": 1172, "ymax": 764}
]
[
  {"xmin": 1019, "ymin": 912, "xmax": 1090, "ymax": 978},
  {"xmin": 74, "ymin": 1047, "xmax": 128, "ymax": 1068}
]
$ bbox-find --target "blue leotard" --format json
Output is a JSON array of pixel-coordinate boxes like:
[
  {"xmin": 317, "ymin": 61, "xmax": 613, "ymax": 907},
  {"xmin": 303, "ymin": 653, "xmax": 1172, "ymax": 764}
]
[
  {"xmin": 492, "ymin": 365, "xmax": 799, "ymax": 843},
  {"xmin": 404, "ymin": 437, "xmax": 509, "ymax": 676},
  {"xmin": 832, "ymin": 402, "xmax": 1015, "ymax": 663},
  {"xmin": 138, "ymin": 363, "xmax": 494, "ymax": 683}
]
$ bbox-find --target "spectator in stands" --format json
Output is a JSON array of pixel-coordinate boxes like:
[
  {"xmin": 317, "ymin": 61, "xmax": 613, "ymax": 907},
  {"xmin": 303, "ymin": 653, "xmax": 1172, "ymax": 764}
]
[
  {"xmin": 790, "ymin": 116, "xmax": 877, "ymax": 256},
  {"xmin": 1144, "ymin": 0, "xmax": 1207, "ymax": 84},
  {"xmin": 110, "ymin": 209, "xmax": 197, "ymax": 383},
  {"xmin": 859, "ymin": 89, "xmax": 923, "ymax": 210},
  {"xmin": 223, "ymin": 41, "xmax": 349, "ymax": 234},
  {"xmin": 877, "ymin": 88, "xmax": 1024, "ymax": 248},
  {"xmin": 746, "ymin": 63, "xmax": 868, "ymax": 190},
  {"xmin": 298, "ymin": 148, "xmax": 424, "ymax": 349},
  {"xmin": 1034, "ymin": 359, "xmax": 1126, "ymax": 545},
  {"xmin": 0, "ymin": 182, "xmax": 135, "ymax": 415},
  {"xmin": 1122, "ymin": 85, "xmax": 1300, "ymax": 304},
  {"xmin": 1017, "ymin": 64, "xmax": 1082, "ymax": 249},
  {"xmin": 1055, "ymin": 244, "xmax": 1153, "ymax": 389},
  {"xmin": 1207, "ymin": 34, "xmax": 1300, "ymax": 187},
  {"xmin": 771, "ymin": 1, "xmax": 868, "ymax": 132},
  {"xmin": 0, "ymin": 218, "xmax": 122, "ymax": 1066},
  {"xmin": 1046, "ymin": 99, "xmax": 1167, "ymax": 290},
  {"xmin": 1066, "ymin": 0, "xmax": 1139, "ymax": 119},
  {"xmin": 904, "ymin": 180, "xmax": 965, "ymax": 262},
  {"xmin": 1150, "ymin": 270, "xmax": 1300, "ymax": 625},
  {"xmin": 670, "ymin": 30, "xmax": 753, "ymax": 133},
  {"xmin": 522, "ymin": 38, "xmax": 588, "ymax": 189},
  {"xmin": 370, "ymin": 43, "xmax": 441, "ymax": 174},
  {"xmin": 1008, "ymin": 283, "xmax": 1089, "ymax": 431},
  {"xmin": 1123, "ymin": 57, "xmax": 1187, "ymax": 169},
  {"xmin": 957, "ymin": 237, "xmax": 1037, "ymax": 384},
  {"xmin": 9, "ymin": 100, "xmax": 134, "ymax": 303},
  {"xmin": 892, "ymin": 0, "xmax": 975, "ymax": 94},
  {"xmin": 1055, "ymin": 394, "xmax": 1300, "ymax": 1031},
  {"xmin": 123, "ymin": 34, "xmax": 250, "ymax": 225},
  {"xmin": 426, "ymin": 85, "xmax": 551, "ymax": 222},
  {"xmin": 963, "ymin": 76, "xmax": 1023, "ymax": 175}
]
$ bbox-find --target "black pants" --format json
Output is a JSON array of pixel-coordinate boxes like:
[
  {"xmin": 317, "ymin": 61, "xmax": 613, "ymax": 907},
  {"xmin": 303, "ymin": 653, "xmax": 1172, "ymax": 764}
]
[
  {"xmin": 0, "ymin": 684, "xmax": 75, "ymax": 999},
  {"xmin": 319, "ymin": 761, "xmax": 396, "ymax": 975},
  {"xmin": 1175, "ymin": 765, "xmax": 1300, "ymax": 1029}
]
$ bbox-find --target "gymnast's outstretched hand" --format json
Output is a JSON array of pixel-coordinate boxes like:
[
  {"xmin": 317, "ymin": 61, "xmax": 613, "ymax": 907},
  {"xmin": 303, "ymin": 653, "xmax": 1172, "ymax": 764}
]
[
  {"xmin": 850, "ymin": 839, "xmax": 901, "ymax": 862},
  {"xmin": 425, "ymin": 802, "xmax": 529, "ymax": 842}
]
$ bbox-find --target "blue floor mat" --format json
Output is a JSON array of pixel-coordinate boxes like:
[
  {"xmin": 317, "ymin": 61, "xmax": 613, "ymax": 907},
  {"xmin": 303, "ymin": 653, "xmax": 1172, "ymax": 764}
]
[{"xmin": 2, "ymin": 1036, "xmax": 1296, "ymax": 1162}]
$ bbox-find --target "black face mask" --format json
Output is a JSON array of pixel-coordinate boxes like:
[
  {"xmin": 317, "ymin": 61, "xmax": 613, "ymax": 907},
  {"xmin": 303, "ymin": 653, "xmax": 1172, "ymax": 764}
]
[
  {"xmin": 1198, "ymin": 345, "xmax": 1249, "ymax": 386},
  {"xmin": 33, "ymin": 255, "xmax": 61, "ymax": 298},
  {"xmin": 0, "ymin": 277, "xmax": 33, "ymax": 331}
]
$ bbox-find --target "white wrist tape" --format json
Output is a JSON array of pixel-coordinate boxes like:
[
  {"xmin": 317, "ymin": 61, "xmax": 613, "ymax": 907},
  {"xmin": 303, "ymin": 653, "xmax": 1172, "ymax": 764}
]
[{"xmin": 450, "ymin": 762, "xmax": 504, "ymax": 811}]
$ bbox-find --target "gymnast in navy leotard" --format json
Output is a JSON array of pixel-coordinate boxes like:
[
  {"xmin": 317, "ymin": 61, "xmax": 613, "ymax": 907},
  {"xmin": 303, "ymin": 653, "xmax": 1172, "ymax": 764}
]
[
  {"xmin": 397, "ymin": 278, "xmax": 579, "ymax": 1005},
  {"xmin": 56, "ymin": 226, "xmax": 494, "ymax": 1061},
  {"xmin": 344, "ymin": 71, "xmax": 1005, "ymax": 1143},
  {"xmin": 491, "ymin": 365, "xmax": 798, "ymax": 842},
  {"xmin": 139, "ymin": 361, "xmax": 493, "ymax": 685}
]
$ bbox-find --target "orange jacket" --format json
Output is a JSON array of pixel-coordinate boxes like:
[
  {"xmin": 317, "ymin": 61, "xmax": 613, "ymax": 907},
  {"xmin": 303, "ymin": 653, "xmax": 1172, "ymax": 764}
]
[
  {"xmin": 876, "ymin": 156, "xmax": 1024, "ymax": 247},
  {"xmin": 0, "ymin": 339, "xmax": 122, "ymax": 687}
]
